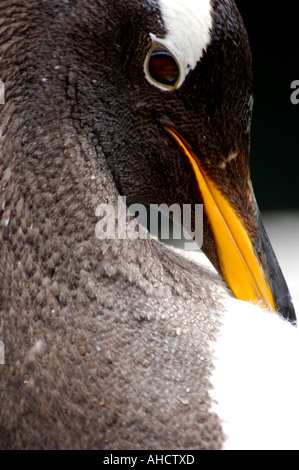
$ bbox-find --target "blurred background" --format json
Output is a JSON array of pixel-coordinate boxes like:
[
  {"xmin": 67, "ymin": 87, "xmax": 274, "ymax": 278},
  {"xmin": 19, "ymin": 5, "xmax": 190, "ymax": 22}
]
[
  {"xmin": 236, "ymin": 1, "xmax": 299, "ymax": 211},
  {"xmin": 235, "ymin": 1, "xmax": 299, "ymax": 309}
]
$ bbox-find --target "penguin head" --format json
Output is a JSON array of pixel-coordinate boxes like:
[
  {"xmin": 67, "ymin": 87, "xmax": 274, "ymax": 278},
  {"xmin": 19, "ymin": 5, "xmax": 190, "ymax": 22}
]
[
  {"xmin": 71, "ymin": 1, "xmax": 252, "ymax": 184},
  {"xmin": 69, "ymin": 0, "xmax": 253, "ymax": 262}
]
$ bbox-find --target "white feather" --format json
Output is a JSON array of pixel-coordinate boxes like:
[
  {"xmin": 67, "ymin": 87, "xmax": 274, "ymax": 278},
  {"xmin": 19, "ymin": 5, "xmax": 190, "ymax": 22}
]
[
  {"xmin": 146, "ymin": 0, "xmax": 212, "ymax": 89},
  {"xmin": 212, "ymin": 298, "xmax": 299, "ymax": 450}
]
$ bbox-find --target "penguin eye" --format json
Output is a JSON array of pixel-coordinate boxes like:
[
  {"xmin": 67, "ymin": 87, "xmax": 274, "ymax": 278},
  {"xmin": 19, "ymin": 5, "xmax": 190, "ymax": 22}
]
[{"xmin": 146, "ymin": 45, "xmax": 180, "ymax": 89}]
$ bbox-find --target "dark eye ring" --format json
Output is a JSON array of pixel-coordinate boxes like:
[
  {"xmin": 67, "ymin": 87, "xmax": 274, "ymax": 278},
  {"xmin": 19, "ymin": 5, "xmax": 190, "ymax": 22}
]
[{"xmin": 146, "ymin": 45, "xmax": 180, "ymax": 89}]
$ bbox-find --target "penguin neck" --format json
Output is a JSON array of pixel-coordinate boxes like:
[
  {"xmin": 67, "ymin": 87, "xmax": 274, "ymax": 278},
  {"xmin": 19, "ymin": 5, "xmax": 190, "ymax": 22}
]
[
  {"xmin": 1, "ymin": 104, "xmax": 135, "ymax": 270},
  {"xmin": 1, "ymin": 92, "xmax": 226, "ymax": 328}
]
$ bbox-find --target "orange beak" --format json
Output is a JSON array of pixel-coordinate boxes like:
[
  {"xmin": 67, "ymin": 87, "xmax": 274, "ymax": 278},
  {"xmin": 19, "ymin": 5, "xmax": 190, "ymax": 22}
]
[{"xmin": 166, "ymin": 126, "xmax": 292, "ymax": 316}]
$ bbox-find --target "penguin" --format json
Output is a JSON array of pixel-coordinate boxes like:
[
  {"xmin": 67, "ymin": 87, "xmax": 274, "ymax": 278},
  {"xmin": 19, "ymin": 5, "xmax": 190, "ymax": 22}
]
[{"xmin": 0, "ymin": 0, "xmax": 298, "ymax": 450}]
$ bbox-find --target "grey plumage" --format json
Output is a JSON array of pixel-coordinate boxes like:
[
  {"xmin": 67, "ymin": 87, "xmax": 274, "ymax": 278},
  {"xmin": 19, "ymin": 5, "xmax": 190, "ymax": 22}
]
[{"xmin": 0, "ymin": 131, "xmax": 227, "ymax": 448}]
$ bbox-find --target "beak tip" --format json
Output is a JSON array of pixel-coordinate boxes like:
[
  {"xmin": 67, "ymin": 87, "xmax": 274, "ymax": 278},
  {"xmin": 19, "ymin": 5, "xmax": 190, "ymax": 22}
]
[
  {"xmin": 257, "ymin": 212, "xmax": 297, "ymax": 326},
  {"xmin": 276, "ymin": 295, "xmax": 297, "ymax": 326}
]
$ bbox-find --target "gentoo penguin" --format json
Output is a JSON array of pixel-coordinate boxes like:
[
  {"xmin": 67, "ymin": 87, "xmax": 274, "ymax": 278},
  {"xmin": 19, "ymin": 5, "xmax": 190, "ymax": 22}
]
[{"xmin": 0, "ymin": 0, "xmax": 298, "ymax": 450}]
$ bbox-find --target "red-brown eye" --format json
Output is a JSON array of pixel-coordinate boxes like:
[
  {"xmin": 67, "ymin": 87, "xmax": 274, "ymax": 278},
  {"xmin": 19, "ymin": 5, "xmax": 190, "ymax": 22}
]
[{"xmin": 148, "ymin": 46, "xmax": 179, "ymax": 87}]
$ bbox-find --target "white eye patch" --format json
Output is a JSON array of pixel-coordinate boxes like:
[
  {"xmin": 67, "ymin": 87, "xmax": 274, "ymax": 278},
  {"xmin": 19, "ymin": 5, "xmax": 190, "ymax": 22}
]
[{"xmin": 144, "ymin": 0, "xmax": 213, "ymax": 90}]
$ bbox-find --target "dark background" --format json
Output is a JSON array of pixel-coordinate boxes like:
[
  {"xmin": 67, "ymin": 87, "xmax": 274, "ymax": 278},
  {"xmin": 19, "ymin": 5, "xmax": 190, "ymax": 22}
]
[{"xmin": 234, "ymin": 1, "xmax": 299, "ymax": 211}]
